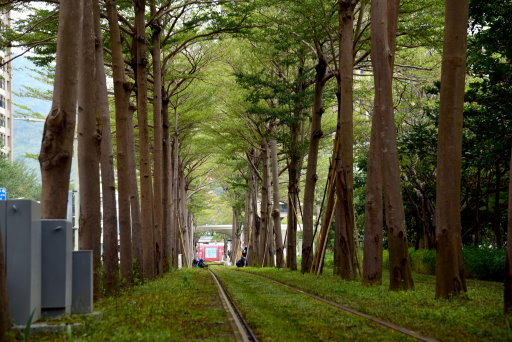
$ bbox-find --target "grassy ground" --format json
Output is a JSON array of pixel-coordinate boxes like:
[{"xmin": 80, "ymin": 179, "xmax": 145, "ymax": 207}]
[
  {"xmin": 212, "ymin": 266, "xmax": 415, "ymax": 341},
  {"xmin": 25, "ymin": 268, "xmax": 234, "ymax": 342},
  {"xmin": 12, "ymin": 265, "xmax": 511, "ymax": 341},
  {"xmin": 238, "ymin": 266, "xmax": 512, "ymax": 341}
]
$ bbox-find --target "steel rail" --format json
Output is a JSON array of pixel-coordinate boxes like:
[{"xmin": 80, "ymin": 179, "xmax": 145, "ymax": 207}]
[
  {"xmin": 242, "ymin": 271, "xmax": 439, "ymax": 342},
  {"xmin": 209, "ymin": 269, "xmax": 259, "ymax": 342}
]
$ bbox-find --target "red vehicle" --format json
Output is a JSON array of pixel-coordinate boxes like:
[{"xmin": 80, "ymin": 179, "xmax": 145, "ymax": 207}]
[{"xmin": 196, "ymin": 243, "xmax": 225, "ymax": 262}]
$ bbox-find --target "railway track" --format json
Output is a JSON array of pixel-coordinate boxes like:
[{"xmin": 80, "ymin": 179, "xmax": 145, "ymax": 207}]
[
  {"xmin": 212, "ymin": 266, "xmax": 439, "ymax": 342},
  {"xmin": 238, "ymin": 270, "xmax": 439, "ymax": 342},
  {"xmin": 209, "ymin": 269, "xmax": 259, "ymax": 342}
]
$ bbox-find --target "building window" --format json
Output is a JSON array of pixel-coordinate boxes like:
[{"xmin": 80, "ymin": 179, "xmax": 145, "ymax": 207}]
[
  {"xmin": 0, "ymin": 133, "xmax": 5, "ymax": 146},
  {"xmin": 0, "ymin": 95, "xmax": 4, "ymax": 108},
  {"xmin": 0, "ymin": 114, "xmax": 4, "ymax": 128},
  {"xmin": 0, "ymin": 76, "xmax": 4, "ymax": 89}
]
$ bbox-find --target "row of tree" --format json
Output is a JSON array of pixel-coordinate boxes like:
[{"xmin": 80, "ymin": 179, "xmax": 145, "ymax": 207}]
[{"xmin": 0, "ymin": 3, "xmax": 510, "ymax": 335}]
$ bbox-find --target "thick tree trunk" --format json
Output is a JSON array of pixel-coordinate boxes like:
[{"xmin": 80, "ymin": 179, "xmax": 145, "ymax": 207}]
[
  {"xmin": 261, "ymin": 139, "xmax": 274, "ymax": 267},
  {"xmin": 435, "ymin": 0, "xmax": 468, "ymax": 299},
  {"xmin": 231, "ymin": 208, "xmax": 241, "ymax": 263},
  {"xmin": 94, "ymin": 0, "xmax": 118, "ymax": 294},
  {"xmin": 302, "ymin": 55, "xmax": 328, "ymax": 273},
  {"xmin": 134, "ymin": 0, "xmax": 155, "ymax": 279},
  {"xmin": 39, "ymin": 0, "xmax": 80, "ymax": 219},
  {"xmin": 162, "ymin": 97, "xmax": 171, "ymax": 271},
  {"xmin": 78, "ymin": 0, "xmax": 102, "ymax": 299},
  {"xmin": 370, "ymin": 0, "xmax": 413, "ymax": 291},
  {"xmin": 127, "ymin": 105, "xmax": 143, "ymax": 277},
  {"xmin": 336, "ymin": 0, "xmax": 358, "ymax": 280},
  {"xmin": 0, "ymin": 223, "xmax": 8, "ymax": 339},
  {"xmin": 270, "ymin": 139, "xmax": 285, "ymax": 268},
  {"xmin": 150, "ymin": 1, "xmax": 164, "ymax": 276},
  {"xmin": 362, "ymin": 113, "xmax": 383, "ymax": 285},
  {"xmin": 170, "ymin": 113, "xmax": 180, "ymax": 268},
  {"xmin": 287, "ymin": 135, "xmax": 300, "ymax": 270},
  {"xmin": 106, "ymin": 0, "xmax": 133, "ymax": 284},
  {"xmin": 504, "ymin": 148, "xmax": 512, "ymax": 313},
  {"xmin": 247, "ymin": 150, "xmax": 261, "ymax": 266},
  {"xmin": 493, "ymin": 165, "xmax": 503, "ymax": 247}
]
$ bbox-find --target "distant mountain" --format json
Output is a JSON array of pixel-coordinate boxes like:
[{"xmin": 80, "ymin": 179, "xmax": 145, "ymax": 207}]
[{"xmin": 12, "ymin": 57, "xmax": 51, "ymax": 177}]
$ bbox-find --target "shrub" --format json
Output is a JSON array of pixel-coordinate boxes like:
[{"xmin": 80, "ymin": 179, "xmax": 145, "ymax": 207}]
[{"xmin": 406, "ymin": 247, "xmax": 504, "ymax": 281}]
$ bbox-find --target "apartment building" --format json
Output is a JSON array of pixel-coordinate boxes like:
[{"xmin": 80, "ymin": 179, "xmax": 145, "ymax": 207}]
[{"xmin": 0, "ymin": 9, "xmax": 11, "ymax": 160}]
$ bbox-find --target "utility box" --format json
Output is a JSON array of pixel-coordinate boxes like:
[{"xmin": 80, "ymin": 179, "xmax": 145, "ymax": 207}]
[
  {"xmin": 72, "ymin": 250, "xmax": 93, "ymax": 314},
  {"xmin": 5, "ymin": 200, "xmax": 41, "ymax": 324},
  {"xmin": 0, "ymin": 200, "xmax": 6, "ymax": 262},
  {"xmin": 41, "ymin": 220, "xmax": 72, "ymax": 317}
]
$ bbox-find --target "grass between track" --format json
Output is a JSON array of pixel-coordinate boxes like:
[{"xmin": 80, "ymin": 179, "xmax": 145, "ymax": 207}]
[
  {"xmin": 25, "ymin": 268, "xmax": 234, "ymax": 342},
  {"xmin": 237, "ymin": 266, "xmax": 512, "ymax": 341},
  {"xmin": 211, "ymin": 266, "xmax": 415, "ymax": 341}
]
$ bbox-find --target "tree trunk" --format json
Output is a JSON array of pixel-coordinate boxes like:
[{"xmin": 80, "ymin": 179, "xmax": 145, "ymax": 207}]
[
  {"xmin": 504, "ymin": 148, "xmax": 512, "ymax": 313},
  {"xmin": 473, "ymin": 168, "xmax": 481, "ymax": 247},
  {"xmin": 270, "ymin": 139, "xmax": 285, "ymax": 268},
  {"xmin": 336, "ymin": 0, "xmax": 358, "ymax": 280},
  {"xmin": 261, "ymin": 138, "xmax": 274, "ymax": 267},
  {"xmin": 39, "ymin": 0, "xmax": 80, "ymax": 219},
  {"xmin": 435, "ymin": 0, "xmax": 468, "ymax": 299},
  {"xmin": 95, "ymin": 0, "xmax": 118, "ymax": 294},
  {"xmin": 302, "ymin": 55, "xmax": 328, "ymax": 273},
  {"xmin": 150, "ymin": 0, "xmax": 164, "ymax": 276},
  {"xmin": 162, "ymin": 97, "xmax": 171, "ymax": 271},
  {"xmin": 287, "ymin": 136, "xmax": 300, "ymax": 271},
  {"xmin": 78, "ymin": 0, "xmax": 102, "ymax": 299},
  {"xmin": 0, "ymin": 223, "xmax": 9, "ymax": 340},
  {"xmin": 106, "ymin": 0, "xmax": 133, "ymax": 284},
  {"xmin": 134, "ymin": 0, "xmax": 155, "ymax": 279},
  {"xmin": 370, "ymin": 0, "xmax": 414, "ymax": 291},
  {"xmin": 231, "ymin": 207, "xmax": 241, "ymax": 263},
  {"xmin": 362, "ymin": 112, "xmax": 383, "ymax": 285},
  {"xmin": 170, "ymin": 112, "xmax": 180, "ymax": 268},
  {"xmin": 493, "ymin": 164, "xmax": 503, "ymax": 247},
  {"xmin": 128, "ymin": 104, "xmax": 143, "ymax": 277}
]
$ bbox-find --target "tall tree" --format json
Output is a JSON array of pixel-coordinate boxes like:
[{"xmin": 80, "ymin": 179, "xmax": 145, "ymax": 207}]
[
  {"xmin": 270, "ymin": 139, "xmax": 285, "ymax": 268},
  {"xmin": 39, "ymin": 0, "xmax": 80, "ymax": 219},
  {"xmin": 150, "ymin": 0, "xmax": 164, "ymax": 276},
  {"xmin": 302, "ymin": 52, "xmax": 330, "ymax": 273},
  {"xmin": 77, "ymin": 0, "xmax": 102, "ymax": 298},
  {"xmin": 435, "ymin": 0, "xmax": 469, "ymax": 299},
  {"xmin": 94, "ymin": 0, "xmax": 119, "ymax": 294},
  {"xmin": 105, "ymin": 0, "xmax": 134, "ymax": 284},
  {"xmin": 505, "ymin": 148, "xmax": 512, "ymax": 313},
  {"xmin": 368, "ymin": 0, "xmax": 413, "ymax": 290},
  {"xmin": 134, "ymin": 0, "xmax": 155, "ymax": 279},
  {"xmin": 335, "ymin": 0, "xmax": 358, "ymax": 280}
]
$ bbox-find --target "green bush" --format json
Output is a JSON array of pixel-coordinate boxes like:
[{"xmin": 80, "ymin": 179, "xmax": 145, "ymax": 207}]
[
  {"xmin": 462, "ymin": 247, "xmax": 505, "ymax": 281},
  {"xmin": 406, "ymin": 247, "xmax": 504, "ymax": 282}
]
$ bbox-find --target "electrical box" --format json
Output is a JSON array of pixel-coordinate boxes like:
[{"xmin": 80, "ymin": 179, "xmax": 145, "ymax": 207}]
[
  {"xmin": 72, "ymin": 250, "xmax": 93, "ymax": 314},
  {"xmin": 5, "ymin": 200, "xmax": 41, "ymax": 325},
  {"xmin": 41, "ymin": 219, "xmax": 72, "ymax": 317}
]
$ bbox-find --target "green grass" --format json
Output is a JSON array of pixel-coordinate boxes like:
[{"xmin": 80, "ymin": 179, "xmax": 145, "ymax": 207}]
[
  {"xmin": 29, "ymin": 268, "xmax": 234, "ymax": 342},
  {"xmin": 238, "ymin": 266, "xmax": 512, "ymax": 341},
  {"xmin": 212, "ymin": 266, "xmax": 414, "ymax": 341}
]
